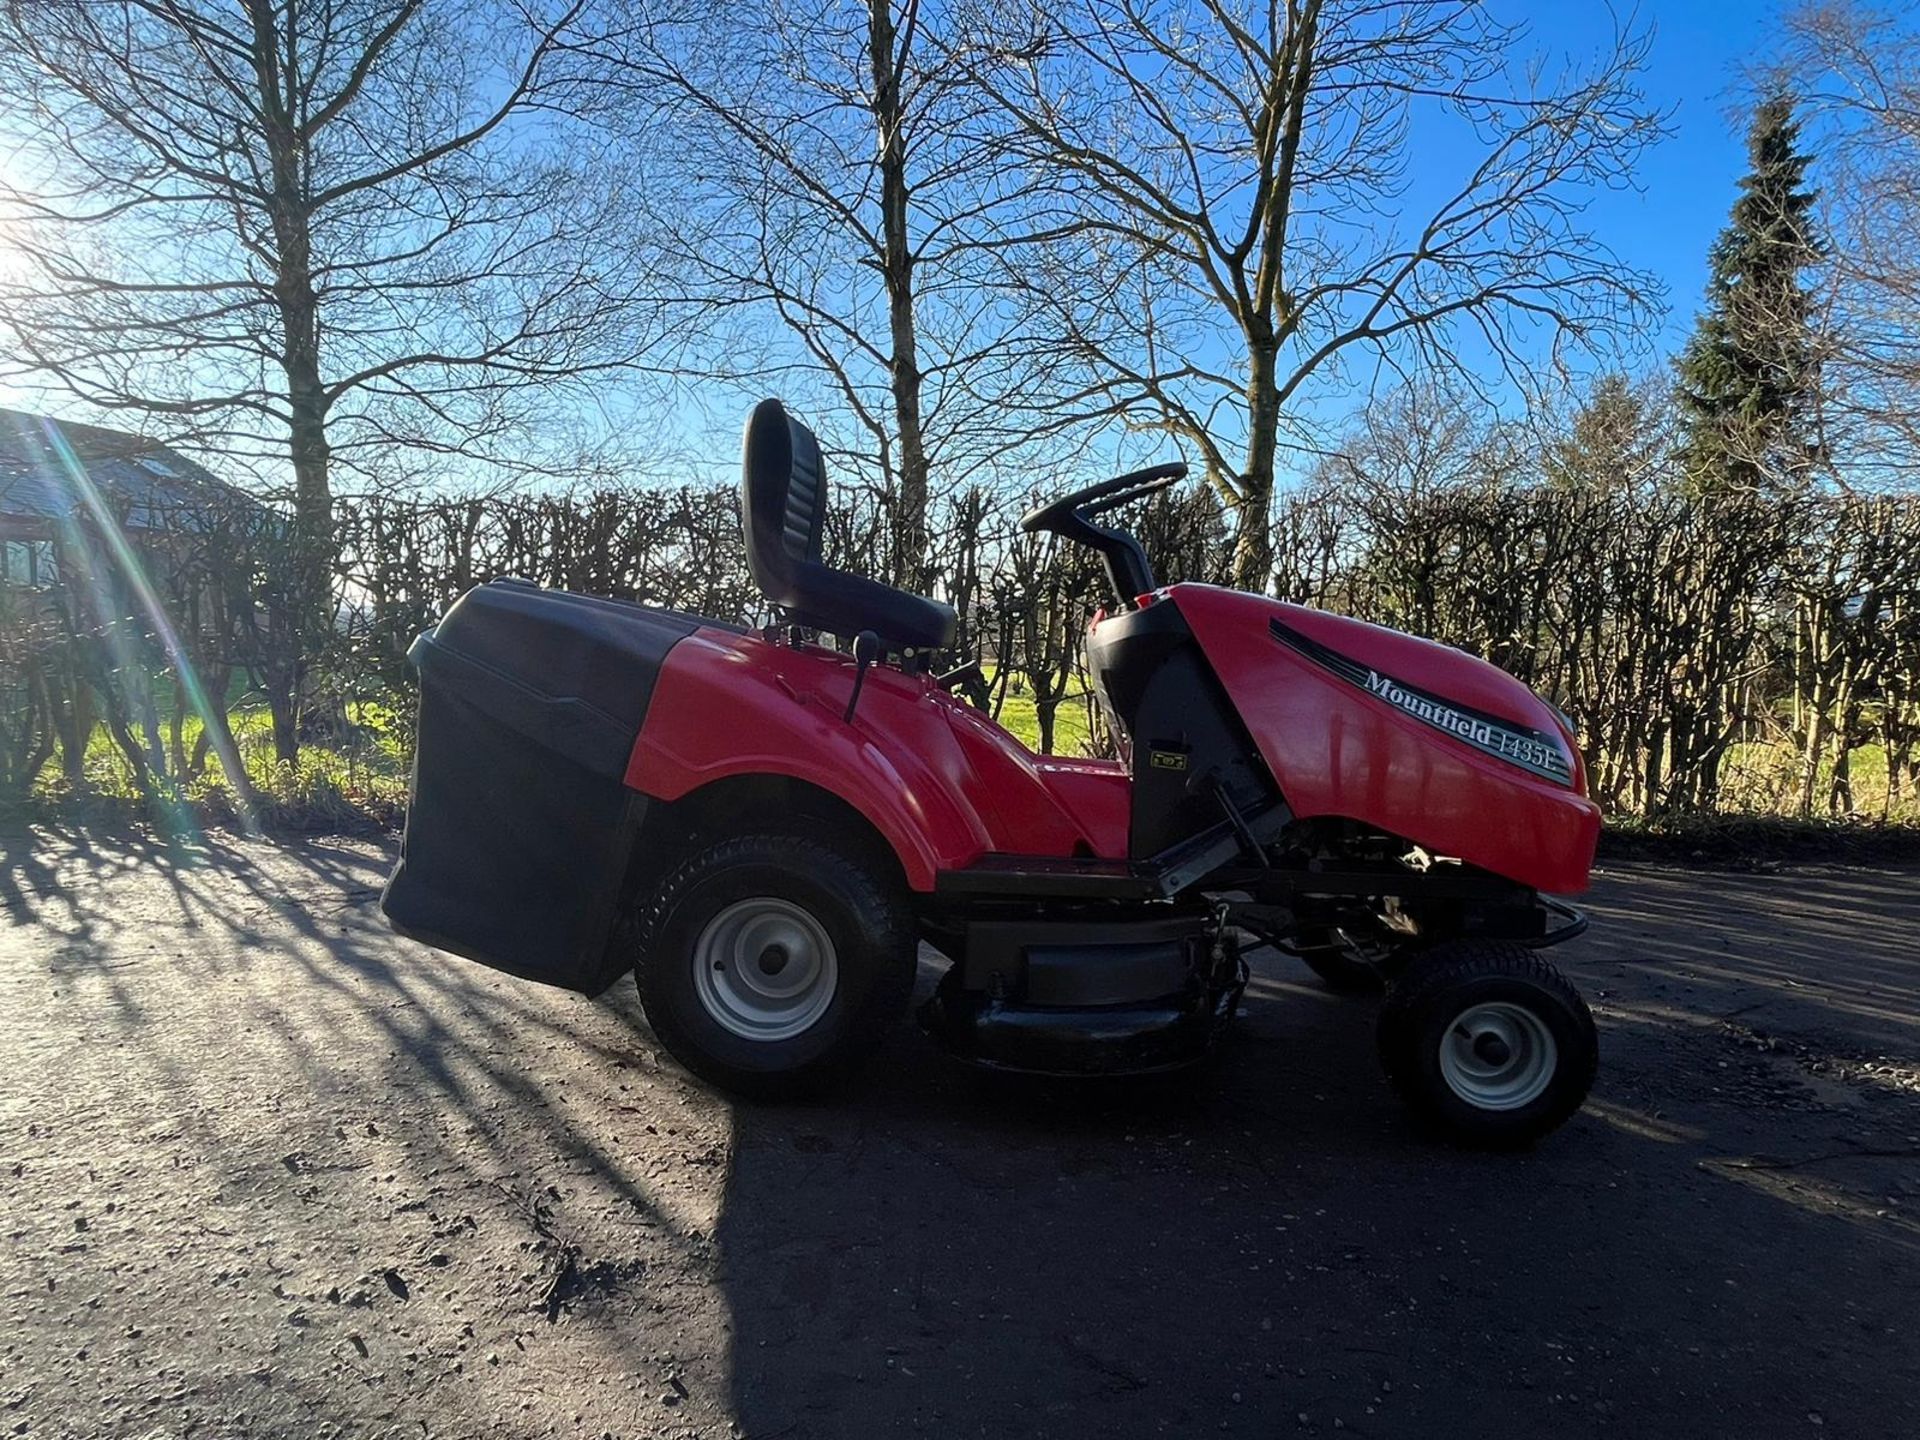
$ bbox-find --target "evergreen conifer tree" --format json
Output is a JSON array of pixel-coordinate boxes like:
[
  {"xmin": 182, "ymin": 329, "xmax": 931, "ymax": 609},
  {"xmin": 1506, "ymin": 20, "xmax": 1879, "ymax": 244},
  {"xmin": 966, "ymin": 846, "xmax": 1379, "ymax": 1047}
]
[{"xmin": 1675, "ymin": 96, "xmax": 1822, "ymax": 493}]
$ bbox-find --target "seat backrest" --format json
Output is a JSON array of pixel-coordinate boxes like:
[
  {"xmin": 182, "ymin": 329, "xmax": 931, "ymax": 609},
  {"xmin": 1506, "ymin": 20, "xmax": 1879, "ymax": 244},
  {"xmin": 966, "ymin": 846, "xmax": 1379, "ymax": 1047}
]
[
  {"xmin": 738, "ymin": 398, "xmax": 959, "ymax": 649},
  {"xmin": 741, "ymin": 397, "xmax": 826, "ymax": 601}
]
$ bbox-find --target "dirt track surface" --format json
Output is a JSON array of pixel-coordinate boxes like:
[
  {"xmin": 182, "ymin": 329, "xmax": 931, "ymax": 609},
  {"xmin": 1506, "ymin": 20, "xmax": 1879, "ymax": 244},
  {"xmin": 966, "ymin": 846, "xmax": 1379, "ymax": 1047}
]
[{"xmin": 2, "ymin": 830, "xmax": 1918, "ymax": 1440}]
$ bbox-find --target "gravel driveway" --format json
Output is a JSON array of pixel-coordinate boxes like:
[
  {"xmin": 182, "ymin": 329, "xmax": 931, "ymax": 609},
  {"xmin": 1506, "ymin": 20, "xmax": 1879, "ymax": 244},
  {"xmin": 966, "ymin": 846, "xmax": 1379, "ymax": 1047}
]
[{"xmin": 2, "ymin": 828, "xmax": 1917, "ymax": 1439}]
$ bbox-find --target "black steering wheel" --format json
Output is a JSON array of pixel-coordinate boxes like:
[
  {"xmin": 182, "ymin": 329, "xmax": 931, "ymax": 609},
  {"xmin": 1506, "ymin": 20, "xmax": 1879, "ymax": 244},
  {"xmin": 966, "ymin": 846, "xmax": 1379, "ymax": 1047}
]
[
  {"xmin": 1020, "ymin": 463, "xmax": 1188, "ymax": 538},
  {"xmin": 1020, "ymin": 462, "xmax": 1188, "ymax": 604}
]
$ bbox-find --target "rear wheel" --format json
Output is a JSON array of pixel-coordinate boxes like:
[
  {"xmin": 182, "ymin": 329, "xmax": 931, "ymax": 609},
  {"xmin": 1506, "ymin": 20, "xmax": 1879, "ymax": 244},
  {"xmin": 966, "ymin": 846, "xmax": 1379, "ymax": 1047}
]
[
  {"xmin": 1377, "ymin": 940, "xmax": 1597, "ymax": 1148},
  {"xmin": 633, "ymin": 832, "xmax": 915, "ymax": 1099}
]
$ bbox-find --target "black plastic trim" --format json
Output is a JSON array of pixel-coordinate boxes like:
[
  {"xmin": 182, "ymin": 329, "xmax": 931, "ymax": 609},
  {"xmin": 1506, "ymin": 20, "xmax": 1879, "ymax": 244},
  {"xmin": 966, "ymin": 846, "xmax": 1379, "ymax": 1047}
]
[
  {"xmin": 1088, "ymin": 599, "xmax": 1282, "ymax": 857},
  {"xmin": 1528, "ymin": 897, "xmax": 1589, "ymax": 948},
  {"xmin": 956, "ymin": 913, "xmax": 1208, "ymax": 995}
]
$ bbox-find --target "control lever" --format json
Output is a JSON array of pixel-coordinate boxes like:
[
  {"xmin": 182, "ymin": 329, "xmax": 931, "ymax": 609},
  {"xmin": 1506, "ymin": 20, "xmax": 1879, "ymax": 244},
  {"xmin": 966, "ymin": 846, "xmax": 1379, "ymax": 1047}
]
[
  {"xmin": 1211, "ymin": 775, "xmax": 1271, "ymax": 867},
  {"xmin": 843, "ymin": 630, "xmax": 882, "ymax": 723},
  {"xmin": 936, "ymin": 656, "xmax": 991, "ymax": 709}
]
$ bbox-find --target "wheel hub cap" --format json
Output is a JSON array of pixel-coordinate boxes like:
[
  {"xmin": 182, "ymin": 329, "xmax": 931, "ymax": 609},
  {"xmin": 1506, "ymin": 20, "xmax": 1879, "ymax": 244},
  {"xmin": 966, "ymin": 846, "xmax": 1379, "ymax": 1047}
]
[
  {"xmin": 1473, "ymin": 1032, "xmax": 1512, "ymax": 1066},
  {"xmin": 1438, "ymin": 1001, "xmax": 1557, "ymax": 1111},
  {"xmin": 692, "ymin": 898, "xmax": 838, "ymax": 1042}
]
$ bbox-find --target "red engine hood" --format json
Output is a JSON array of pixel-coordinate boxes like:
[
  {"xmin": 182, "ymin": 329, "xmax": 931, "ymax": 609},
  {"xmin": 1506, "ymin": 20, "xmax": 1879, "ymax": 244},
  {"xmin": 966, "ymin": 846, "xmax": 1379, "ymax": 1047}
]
[
  {"xmin": 1166, "ymin": 585, "xmax": 1598, "ymax": 894},
  {"xmin": 1265, "ymin": 602, "xmax": 1572, "ymax": 746}
]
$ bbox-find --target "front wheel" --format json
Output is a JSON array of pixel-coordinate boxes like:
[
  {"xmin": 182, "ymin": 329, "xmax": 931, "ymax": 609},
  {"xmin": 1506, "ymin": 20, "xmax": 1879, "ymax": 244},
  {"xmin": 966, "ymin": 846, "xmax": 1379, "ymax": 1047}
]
[
  {"xmin": 632, "ymin": 832, "xmax": 916, "ymax": 1099},
  {"xmin": 1377, "ymin": 941, "xmax": 1597, "ymax": 1148}
]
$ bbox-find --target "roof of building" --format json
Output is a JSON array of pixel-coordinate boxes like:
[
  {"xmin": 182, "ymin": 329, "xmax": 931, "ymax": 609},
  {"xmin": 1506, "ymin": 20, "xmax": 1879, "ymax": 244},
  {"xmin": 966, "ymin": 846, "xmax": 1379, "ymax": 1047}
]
[{"xmin": 0, "ymin": 407, "xmax": 262, "ymax": 532}]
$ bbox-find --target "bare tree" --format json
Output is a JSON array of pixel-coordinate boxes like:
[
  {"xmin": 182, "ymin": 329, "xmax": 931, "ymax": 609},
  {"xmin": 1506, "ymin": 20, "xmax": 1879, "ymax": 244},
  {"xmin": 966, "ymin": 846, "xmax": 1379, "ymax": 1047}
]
[
  {"xmin": 612, "ymin": 0, "xmax": 1090, "ymax": 592},
  {"xmin": 961, "ymin": 0, "xmax": 1663, "ymax": 588},
  {"xmin": 1774, "ymin": 1, "xmax": 1920, "ymax": 485},
  {"xmin": 1539, "ymin": 372, "xmax": 1675, "ymax": 496},
  {"xmin": 0, "ymin": 0, "xmax": 682, "ymax": 755},
  {"xmin": 1303, "ymin": 377, "xmax": 1526, "ymax": 639}
]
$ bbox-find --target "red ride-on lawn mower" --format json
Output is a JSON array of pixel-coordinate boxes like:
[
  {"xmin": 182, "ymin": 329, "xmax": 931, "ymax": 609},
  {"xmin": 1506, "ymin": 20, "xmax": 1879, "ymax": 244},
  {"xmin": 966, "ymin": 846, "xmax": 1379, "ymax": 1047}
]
[{"xmin": 382, "ymin": 400, "xmax": 1603, "ymax": 1146}]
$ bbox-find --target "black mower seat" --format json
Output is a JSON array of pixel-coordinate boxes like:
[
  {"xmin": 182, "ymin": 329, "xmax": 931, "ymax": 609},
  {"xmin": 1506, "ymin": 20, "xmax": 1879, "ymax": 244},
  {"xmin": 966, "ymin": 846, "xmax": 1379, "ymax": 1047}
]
[{"xmin": 741, "ymin": 398, "xmax": 956, "ymax": 650}]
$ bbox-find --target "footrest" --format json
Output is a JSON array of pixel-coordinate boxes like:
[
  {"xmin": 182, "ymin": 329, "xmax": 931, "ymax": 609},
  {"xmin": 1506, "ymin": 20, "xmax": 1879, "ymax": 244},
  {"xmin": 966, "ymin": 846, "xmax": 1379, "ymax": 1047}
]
[
  {"xmin": 933, "ymin": 853, "xmax": 1158, "ymax": 900},
  {"xmin": 933, "ymin": 801, "xmax": 1289, "ymax": 901}
]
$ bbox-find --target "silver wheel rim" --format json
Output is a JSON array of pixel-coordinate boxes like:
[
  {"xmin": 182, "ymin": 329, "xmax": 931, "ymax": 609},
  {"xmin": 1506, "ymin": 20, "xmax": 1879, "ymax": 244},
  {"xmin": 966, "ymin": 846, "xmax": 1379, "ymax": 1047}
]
[
  {"xmin": 691, "ymin": 897, "xmax": 839, "ymax": 1042},
  {"xmin": 1438, "ymin": 1001, "xmax": 1557, "ymax": 1111}
]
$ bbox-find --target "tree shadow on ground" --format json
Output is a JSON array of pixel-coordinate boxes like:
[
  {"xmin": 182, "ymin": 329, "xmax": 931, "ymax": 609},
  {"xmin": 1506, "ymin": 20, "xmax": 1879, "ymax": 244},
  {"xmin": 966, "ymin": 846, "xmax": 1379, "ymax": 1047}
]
[
  {"xmin": 4, "ymin": 832, "xmax": 1917, "ymax": 1439},
  {"xmin": 2, "ymin": 822, "xmax": 727, "ymax": 1437},
  {"xmin": 710, "ymin": 863, "xmax": 1920, "ymax": 1439}
]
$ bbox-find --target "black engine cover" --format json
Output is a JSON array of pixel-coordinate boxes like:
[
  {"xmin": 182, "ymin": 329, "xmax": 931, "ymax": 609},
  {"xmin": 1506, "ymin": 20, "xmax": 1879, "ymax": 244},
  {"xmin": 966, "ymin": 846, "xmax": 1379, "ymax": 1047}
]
[{"xmin": 1084, "ymin": 599, "xmax": 1279, "ymax": 858}]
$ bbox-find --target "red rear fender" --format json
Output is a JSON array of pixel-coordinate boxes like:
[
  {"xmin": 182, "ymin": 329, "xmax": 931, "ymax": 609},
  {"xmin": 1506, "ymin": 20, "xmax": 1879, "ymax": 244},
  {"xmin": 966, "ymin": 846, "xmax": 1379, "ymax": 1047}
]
[{"xmin": 625, "ymin": 628, "xmax": 1128, "ymax": 889}]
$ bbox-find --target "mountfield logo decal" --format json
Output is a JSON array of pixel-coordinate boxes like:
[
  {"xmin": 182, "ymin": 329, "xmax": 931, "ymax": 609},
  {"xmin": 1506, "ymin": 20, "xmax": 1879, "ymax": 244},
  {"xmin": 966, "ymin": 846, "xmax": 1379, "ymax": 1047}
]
[{"xmin": 1269, "ymin": 618, "xmax": 1573, "ymax": 784}]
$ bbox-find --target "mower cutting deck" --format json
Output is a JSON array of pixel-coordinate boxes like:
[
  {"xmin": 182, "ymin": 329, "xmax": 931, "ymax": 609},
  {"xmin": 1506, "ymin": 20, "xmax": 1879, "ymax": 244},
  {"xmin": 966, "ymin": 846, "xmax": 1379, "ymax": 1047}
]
[{"xmin": 383, "ymin": 399, "xmax": 1603, "ymax": 1147}]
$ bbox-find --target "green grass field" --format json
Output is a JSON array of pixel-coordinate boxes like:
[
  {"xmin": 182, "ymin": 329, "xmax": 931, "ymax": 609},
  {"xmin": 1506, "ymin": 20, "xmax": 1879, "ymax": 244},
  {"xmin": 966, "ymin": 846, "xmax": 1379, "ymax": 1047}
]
[
  {"xmin": 37, "ymin": 693, "xmax": 413, "ymax": 825},
  {"xmin": 984, "ymin": 672, "xmax": 1100, "ymax": 756},
  {"xmin": 1714, "ymin": 739, "xmax": 1915, "ymax": 821}
]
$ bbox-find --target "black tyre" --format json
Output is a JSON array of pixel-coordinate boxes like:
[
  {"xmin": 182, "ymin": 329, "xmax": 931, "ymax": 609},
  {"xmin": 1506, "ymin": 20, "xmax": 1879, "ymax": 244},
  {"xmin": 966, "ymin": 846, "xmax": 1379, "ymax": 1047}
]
[
  {"xmin": 1377, "ymin": 940, "xmax": 1597, "ymax": 1148},
  {"xmin": 632, "ymin": 832, "xmax": 916, "ymax": 1099}
]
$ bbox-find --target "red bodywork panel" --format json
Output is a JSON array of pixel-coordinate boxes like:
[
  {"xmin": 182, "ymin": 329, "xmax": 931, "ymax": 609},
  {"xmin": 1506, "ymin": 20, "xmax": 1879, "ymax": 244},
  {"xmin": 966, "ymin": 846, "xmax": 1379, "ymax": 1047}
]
[
  {"xmin": 626, "ymin": 628, "xmax": 1129, "ymax": 889},
  {"xmin": 629, "ymin": 584, "xmax": 1599, "ymax": 897},
  {"xmin": 1162, "ymin": 585, "xmax": 1599, "ymax": 894}
]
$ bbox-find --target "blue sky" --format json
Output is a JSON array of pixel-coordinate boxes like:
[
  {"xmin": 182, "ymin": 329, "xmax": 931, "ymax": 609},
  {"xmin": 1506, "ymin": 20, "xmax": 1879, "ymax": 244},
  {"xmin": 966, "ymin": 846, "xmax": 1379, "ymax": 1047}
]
[
  {"xmin": 0, "ymin": 0, "xmax": 1797, "ymax": 488},
  {"xmin": 1537, "ymin": 0, "xmax": 1787, "ymax": 354},
  {"xmin": 1222, "ymin": 0, "xmax": 1795, "ymax": 480}
]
